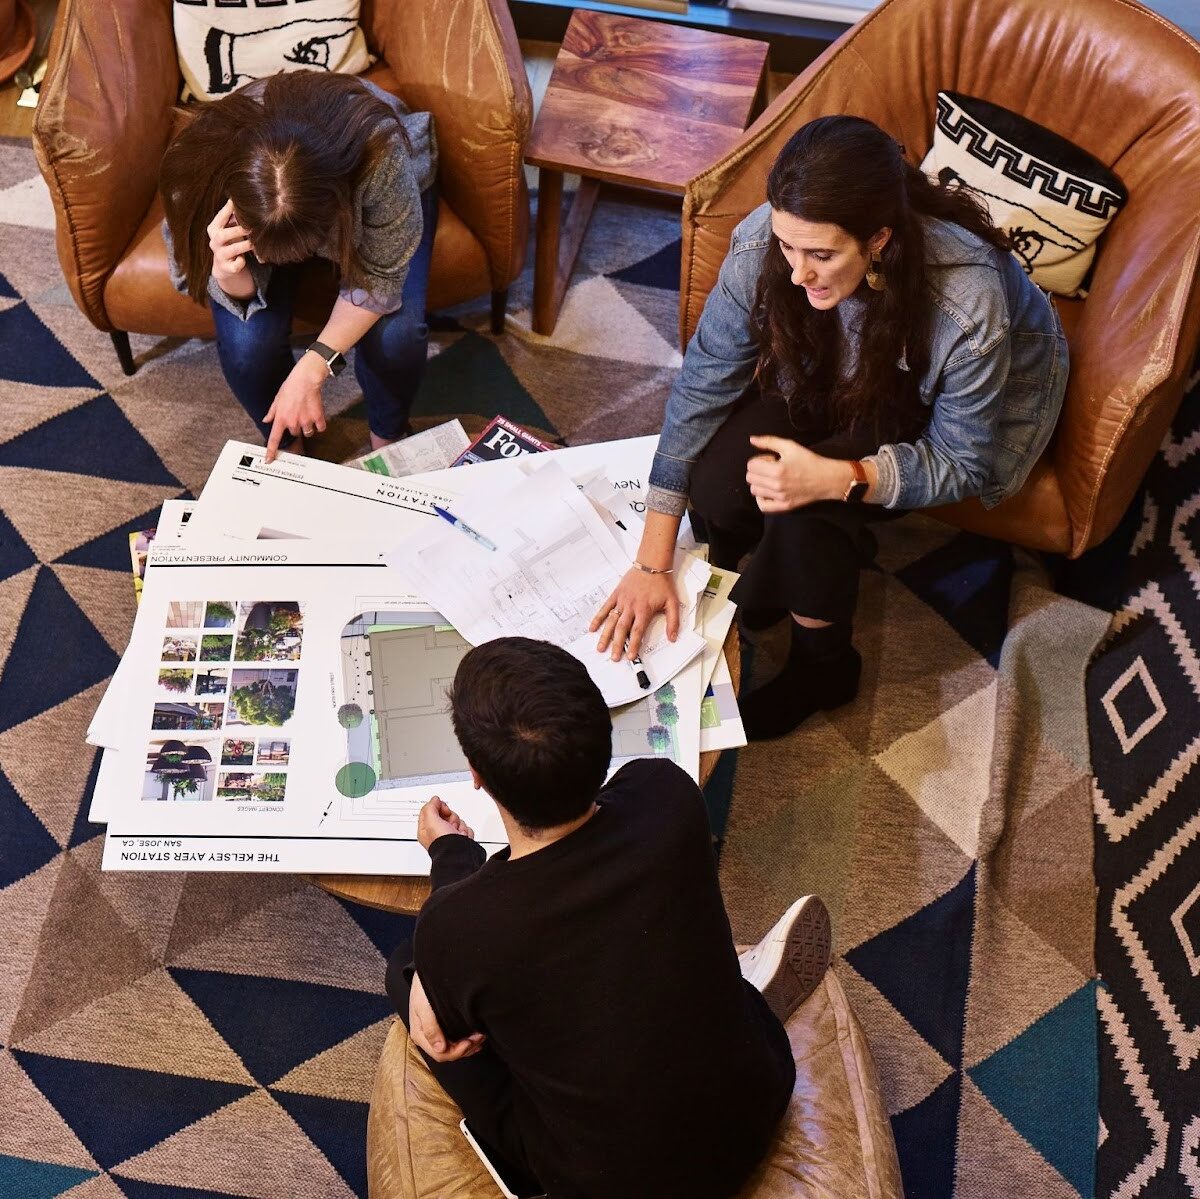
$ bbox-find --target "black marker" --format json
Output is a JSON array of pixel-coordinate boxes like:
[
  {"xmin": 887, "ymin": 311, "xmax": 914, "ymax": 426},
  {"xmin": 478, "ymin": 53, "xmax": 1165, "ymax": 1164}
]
[{"xmin": 630, "ymin": 654, "xmax": 651, "ymax": 690}]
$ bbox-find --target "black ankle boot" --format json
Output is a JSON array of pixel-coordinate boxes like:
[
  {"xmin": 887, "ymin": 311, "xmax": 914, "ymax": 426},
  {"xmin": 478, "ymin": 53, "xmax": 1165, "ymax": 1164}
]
[{"xmin": 740, "ymin": 621, "xmax": 861, "ymax": 741}]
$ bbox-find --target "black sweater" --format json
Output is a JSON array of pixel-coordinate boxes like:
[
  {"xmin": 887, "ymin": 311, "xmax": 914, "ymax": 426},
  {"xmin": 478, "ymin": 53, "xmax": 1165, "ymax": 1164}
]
[{"xmin": 414, "ymin": 759, "xmax": 795, "ymax": 1199}]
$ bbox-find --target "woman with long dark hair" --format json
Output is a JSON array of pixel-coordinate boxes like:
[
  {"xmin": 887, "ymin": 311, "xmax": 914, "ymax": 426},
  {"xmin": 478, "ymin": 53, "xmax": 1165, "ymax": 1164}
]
[
  {"xmin": 593, "ymin": 116, "xmax": 1068, "ymax": 740},
  {"xmin": 160, "ymin": 70, "xmax": 437, "ymax": 461}
]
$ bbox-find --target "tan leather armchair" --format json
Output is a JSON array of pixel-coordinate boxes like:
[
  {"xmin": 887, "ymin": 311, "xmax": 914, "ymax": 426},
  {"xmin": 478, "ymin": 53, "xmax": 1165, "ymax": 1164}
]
[
  {"xmin": 32, "ymin": 0, "xmax": 532, "ymax": 375},
  {"xmin": 366, "ymin": 969, "xmax": 903, "ymax": 1199},
  {"xmin": 678, "ymin": 0, "xmax": 1200, "ymax": 557}
]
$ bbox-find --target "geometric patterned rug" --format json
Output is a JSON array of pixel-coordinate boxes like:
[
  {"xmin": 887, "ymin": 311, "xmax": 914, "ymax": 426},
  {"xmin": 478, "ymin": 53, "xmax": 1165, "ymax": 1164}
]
[
  {"xmin": 1086, "ymin": 362, "xmax": 1200, "ymax": 1199},
  {"xmin": 0, "ymin": 139, "xmax": 678, "ymax": 1199},
  {"xmin": 0, "ymin": 125, "xmax": 1181, "ymax": 1197},
  {"xmin": 719, "ymin": 508, "xmax": 1109, "ymax": 1199}
]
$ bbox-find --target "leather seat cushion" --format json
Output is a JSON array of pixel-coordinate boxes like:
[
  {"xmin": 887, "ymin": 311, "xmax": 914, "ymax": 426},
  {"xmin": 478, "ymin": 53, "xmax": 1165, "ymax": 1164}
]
[{"xmin": 366, "ymin": 970, "xmax": 903, "ymax": 1199}]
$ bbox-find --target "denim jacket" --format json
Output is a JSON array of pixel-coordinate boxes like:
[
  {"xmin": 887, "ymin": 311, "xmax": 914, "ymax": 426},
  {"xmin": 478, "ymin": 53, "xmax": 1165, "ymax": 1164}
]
[{"xmin": 647, "ymin": 205, "xmax": 1069, "ymax": 516}]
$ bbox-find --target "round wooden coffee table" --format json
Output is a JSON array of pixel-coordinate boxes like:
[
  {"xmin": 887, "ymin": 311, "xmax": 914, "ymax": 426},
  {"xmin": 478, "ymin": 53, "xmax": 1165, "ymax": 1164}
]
[{"xmin": 311, "ymin": 627, "xmax": 741, "ymax": 914}]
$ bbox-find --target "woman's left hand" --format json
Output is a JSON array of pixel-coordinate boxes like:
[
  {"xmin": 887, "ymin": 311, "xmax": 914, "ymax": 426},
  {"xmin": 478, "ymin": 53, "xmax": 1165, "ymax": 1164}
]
[
  {"xmin": 264, "ymin": 353, "xmax": 329, "ymax": 462},
  {"xmin": 746, "ymin": 435, "xmax": 849, "ymax": 512}
]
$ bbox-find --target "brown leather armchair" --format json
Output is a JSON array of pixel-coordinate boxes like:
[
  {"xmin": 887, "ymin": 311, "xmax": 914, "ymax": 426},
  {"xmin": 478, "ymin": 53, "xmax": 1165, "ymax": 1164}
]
[
  {"xmin": 32, "ymin": 0, "xmax": 533, "ymax": 375},
  {"xmin": 677, "ymin": 0, "xmax": 1200, "ymax": 557},
  {"xmin": 366, "ymin": 969, "xmax": 903, "ymax": 1199}
]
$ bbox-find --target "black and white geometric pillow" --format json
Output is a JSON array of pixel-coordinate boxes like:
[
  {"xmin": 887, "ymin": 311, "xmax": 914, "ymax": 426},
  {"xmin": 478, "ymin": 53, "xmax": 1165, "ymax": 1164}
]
[
  {"xmin": 174, "ymin": 0, "xmax": 371, "ymax": 103},
  {"xmin": 920, "ymin": 91, "xmax": 1128, "ymax": 297}
]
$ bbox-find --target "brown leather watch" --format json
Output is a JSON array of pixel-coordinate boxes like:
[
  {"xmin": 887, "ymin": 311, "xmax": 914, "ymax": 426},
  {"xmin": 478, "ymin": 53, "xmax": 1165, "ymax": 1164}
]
[{"xmin": 843, "ymin": 459, "xmax": 869, "ymax": 503}]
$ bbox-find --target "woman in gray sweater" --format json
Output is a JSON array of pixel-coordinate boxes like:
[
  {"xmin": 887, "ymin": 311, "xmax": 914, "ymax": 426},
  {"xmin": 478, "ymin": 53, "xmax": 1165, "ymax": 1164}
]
[{"xmin": 160, "ymin": 70, "xmax": 437, "ymax": 462}]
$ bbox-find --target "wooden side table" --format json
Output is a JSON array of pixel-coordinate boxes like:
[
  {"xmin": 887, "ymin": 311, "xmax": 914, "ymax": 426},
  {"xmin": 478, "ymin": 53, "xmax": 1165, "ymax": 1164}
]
[
  {"xmin": 525, "ymin": 10, "xmax": 769, "ymax": 335},
  {"xmin": 312, "ymin": 626, "xmax": 741, "ymax": 915}
]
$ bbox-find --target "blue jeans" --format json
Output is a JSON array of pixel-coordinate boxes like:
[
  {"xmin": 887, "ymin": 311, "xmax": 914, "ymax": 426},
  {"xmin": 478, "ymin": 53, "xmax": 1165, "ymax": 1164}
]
[{"xmin": 210, "ymin": 187, "xmax": 438, "ymax": 442}]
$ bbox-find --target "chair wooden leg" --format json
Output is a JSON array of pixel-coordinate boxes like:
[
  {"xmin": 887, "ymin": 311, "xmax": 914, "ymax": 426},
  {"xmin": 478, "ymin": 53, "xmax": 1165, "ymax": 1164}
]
[
  {"xmin": 111, "ymin": 330, "xmax": 137, "ymax": 376},
  {"xmin": 490, "ymin": 288, "xmax": 508, "ymax": 335}
]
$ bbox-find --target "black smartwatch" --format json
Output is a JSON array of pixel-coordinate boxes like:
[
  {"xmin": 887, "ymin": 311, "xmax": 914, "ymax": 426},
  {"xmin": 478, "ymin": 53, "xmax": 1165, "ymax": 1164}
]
[
  {"xmin": 843, "ymin": 459, "xmax": 870, "ymax": 503},
  {"xmin": 305, "ymin": 340, "xmax": 347, "ymax": 377}
]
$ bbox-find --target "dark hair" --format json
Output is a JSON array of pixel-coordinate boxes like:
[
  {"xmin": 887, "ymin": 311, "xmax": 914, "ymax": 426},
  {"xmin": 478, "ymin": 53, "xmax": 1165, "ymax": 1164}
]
[
  {"xmin": 448, "ymin": 638, "xmax": 612, "ymax": 832},
  {"xmin": 160, "ymin": 71, "xmax": 405, "ymax": 302},
  {"xmin": 755, "ymin": 115, "xmax": 1011, "ymax": 444}
]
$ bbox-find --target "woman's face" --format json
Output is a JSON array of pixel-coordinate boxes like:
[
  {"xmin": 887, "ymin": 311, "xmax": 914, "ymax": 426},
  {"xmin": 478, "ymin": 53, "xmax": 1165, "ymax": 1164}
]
[{"xmin": 769, "ymin": 210, "xmax": 890, "ymax": 309}]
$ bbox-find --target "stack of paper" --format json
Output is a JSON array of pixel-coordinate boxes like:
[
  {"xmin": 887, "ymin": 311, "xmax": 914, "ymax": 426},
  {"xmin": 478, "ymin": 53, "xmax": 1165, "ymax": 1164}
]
[{"xmin": 86, "ymin": 425, "xmax": 746, "ymax": 876}]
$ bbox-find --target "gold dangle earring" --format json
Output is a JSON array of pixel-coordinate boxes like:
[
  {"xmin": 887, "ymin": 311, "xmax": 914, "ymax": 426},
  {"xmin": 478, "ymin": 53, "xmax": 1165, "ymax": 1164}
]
[{"xmin": 865, "ymin": 249, "xmax": 886, "ymax": 292}]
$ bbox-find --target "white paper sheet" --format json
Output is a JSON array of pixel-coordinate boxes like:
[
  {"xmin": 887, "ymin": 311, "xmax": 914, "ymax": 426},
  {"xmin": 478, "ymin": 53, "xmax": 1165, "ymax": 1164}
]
[
  {"xmin": 89, "ymin": 500, "xmax": 205, "ymax": 781},
  {"xmin": 610, "ymin": 654, "xmax": 704, "ymax": 782},
  {"xmin": 90, "ymin": 441, "xmax": 664, "ymax": 816},
  {"xmin": 696, "ymin": 566, "xmax": 739, "ymax": 693},
  {"xmin": 699, "ymin": 651, "xmax": 747, "ymax": 753},
  {"xmin": 386, "ymin": 461, "xmax": 708, "ymax": 704},
  {"xmin": 349, "ymin": 420, "xmax": 470, "ymax": 477},
  {"xmin": 188, "ymin": 441, "xmax": 458, "ymax": 542},
  {"xmin": 189, "ymin": 437, "xmax": 665, "ymax": 546},
  {"xmin": 155, "ymin": 499, "xmax": 198, "ymax": 540}
]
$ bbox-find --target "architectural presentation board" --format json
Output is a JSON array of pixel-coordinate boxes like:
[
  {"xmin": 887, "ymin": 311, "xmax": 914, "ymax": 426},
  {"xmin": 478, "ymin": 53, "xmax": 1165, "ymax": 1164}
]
[
  {"xmin": 189, "ymin": 436, "xmax": 663, "ymax": 545},
  {"xmin": 98, "ymin": 540, "xmax": 507, "ymax": 874},
  {"xmin": 89, "ymin": 434, "xmax": 736, "ymax": 871}
]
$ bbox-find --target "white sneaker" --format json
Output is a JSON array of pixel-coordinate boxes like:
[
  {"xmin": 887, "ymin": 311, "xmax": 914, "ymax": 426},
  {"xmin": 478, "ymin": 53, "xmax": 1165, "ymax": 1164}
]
[{"xmin": 739, "ymin": 896, "xmax": 832, "ymax": 1024}]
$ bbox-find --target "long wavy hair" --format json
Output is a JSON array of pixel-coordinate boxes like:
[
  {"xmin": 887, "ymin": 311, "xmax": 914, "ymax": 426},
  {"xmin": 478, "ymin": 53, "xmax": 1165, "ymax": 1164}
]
[
  {"xmin": 160, "ymin": 71, "xmax": 406, "ymax": 302},
  {"xmin": 754, "ymin": 116, "xmax": 1010, "ymax": 443}
]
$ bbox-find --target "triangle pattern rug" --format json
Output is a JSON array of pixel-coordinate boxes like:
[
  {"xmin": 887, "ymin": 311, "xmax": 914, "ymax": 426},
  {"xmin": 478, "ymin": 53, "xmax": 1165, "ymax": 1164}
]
[{"xmin": 1, "ymin": 136, "xmax": 1191, "ymax": 1199}]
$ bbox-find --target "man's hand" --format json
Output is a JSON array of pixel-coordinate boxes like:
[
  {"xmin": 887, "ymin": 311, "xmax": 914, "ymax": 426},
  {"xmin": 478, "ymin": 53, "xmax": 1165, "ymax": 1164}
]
[
  {"xmin": 417, "ymin": 796, "xmax": 475, "ymax": 851},
  {"xmin": 263, "ymin": 353, "xmax": 329, "ymax": 462},
  {"xmin": 208, "ymin": 199, "xmax": 256, "ymax": 298},
  {"xmin": 745, "ymin": 435, "xmax": 855, "ymax": 512},
  {"xmin": 409, "ymin": 972, "xmax": 485, "ymax": 1063}
]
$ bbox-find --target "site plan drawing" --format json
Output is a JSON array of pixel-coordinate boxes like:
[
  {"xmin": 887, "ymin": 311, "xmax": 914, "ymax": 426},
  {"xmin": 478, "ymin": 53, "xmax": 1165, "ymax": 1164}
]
[{"xmin": 339, "ymin": 612, "xmax": 473, "ymax": 789}]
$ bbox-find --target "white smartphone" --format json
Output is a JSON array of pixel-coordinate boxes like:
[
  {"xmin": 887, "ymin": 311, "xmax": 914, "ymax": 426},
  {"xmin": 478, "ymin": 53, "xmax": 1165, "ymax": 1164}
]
[{"xmin": 457, "ymin": 1118, "xmax": 545, "ymax": 1199}]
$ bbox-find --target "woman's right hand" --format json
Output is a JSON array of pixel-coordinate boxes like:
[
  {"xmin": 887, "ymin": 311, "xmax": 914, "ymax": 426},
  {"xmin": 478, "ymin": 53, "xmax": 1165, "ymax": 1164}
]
[
  {"xmin": 591, "ymin": 567, "xmax": 680, "ymax": 662},
  {"xmin": 207, "ymin": 199, "xmax": 255, "ymax": 295}
]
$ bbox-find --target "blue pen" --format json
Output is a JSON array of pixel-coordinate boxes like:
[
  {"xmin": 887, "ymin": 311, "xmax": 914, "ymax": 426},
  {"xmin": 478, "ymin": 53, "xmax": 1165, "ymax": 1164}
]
[{"xmin": 432, "ymin": 504, "xmax": 498, "ymax": 552}]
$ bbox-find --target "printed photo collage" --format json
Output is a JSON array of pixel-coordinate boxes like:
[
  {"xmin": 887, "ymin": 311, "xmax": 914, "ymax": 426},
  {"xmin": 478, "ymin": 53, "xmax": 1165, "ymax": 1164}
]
[{"xmin": 142, "ymin": 600, "xmax": 304, "ymax": 803}]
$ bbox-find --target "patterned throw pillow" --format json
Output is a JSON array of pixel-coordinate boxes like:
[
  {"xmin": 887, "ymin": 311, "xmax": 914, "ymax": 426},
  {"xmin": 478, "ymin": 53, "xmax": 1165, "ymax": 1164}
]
[
  {"xmin": 174, "ymin": 0, "xmax": 371, "ymax": 103},
  {"xmin": 920, "ymin": 91, "xmax": 1127, "ymax": 297}
]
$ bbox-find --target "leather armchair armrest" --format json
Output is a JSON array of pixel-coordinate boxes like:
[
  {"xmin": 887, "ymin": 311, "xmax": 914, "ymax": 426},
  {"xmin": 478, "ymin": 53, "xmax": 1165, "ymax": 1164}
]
[
  {"xmin": 32, "ymin": 0, "xmax": 180, "ymax": 332},
  {"xmin": 364, "ymin": 0, "xmax": 533, "ymax": 290},
  {"xmin": 1051, "ymin": 198, "xmax": 1200, "ymax": 554}
]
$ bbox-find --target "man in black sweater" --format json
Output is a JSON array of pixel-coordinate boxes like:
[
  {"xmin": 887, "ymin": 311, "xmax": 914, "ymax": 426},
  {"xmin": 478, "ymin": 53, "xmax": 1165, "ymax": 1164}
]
[{"xmin": 385, "ymin": 637, "xmax": 831, "ymax": 1199}]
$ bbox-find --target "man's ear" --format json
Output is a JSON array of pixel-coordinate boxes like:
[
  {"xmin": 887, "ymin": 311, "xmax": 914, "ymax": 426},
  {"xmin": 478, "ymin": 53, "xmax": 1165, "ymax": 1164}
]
[{"xmin": 469, "ymin": 766, "xmax": 484, "ymax": 791}]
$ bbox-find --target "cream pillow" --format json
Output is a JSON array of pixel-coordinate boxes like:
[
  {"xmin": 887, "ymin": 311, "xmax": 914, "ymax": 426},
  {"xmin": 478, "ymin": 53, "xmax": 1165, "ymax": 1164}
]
[
  {"xmin": 920, "ymin": 91, "xmax": 1127, "ymax": 297},
  {"xmin": 174, "ymin": 0, "xmax": 371, "ymax": 102}
]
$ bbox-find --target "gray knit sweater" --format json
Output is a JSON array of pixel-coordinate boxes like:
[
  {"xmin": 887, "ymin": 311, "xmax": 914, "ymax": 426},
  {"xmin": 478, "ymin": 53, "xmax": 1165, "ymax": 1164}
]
[{"xmin": 164, "ymin": 77, "xmax": 437, "ymax": 320}]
